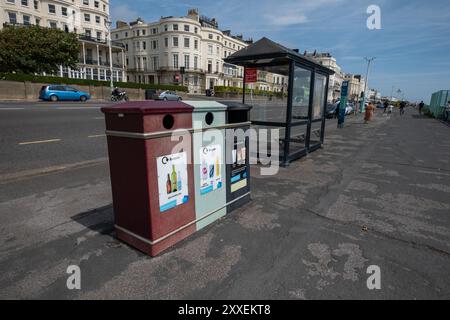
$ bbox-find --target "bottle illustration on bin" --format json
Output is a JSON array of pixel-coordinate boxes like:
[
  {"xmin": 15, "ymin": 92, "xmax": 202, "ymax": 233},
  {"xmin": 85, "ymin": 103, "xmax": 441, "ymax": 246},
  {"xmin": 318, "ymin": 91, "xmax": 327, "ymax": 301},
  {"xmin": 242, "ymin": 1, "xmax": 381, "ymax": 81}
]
[
  {"xmin": 166, "ymin": 165, "xmax": 181, "ymax": 195},
  {"xmin": 166, "ymin": 174, "xmax": 172, "ymax": 194},
  {"xmin": 171, "ymin": 165, "xmax": 178, "ymax": 193}
]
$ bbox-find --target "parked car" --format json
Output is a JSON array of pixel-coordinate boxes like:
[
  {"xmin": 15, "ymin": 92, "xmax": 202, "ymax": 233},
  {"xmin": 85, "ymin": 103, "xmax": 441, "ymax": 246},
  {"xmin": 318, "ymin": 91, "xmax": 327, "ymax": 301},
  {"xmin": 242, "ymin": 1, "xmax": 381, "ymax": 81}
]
[
  {"xmin": 39, "ymin": 85, "xmax": 91, "ymax": 102},
  {"xmin": 326, "ymin": 103, "xmax": 338, "ymax": 118},
  {"xmin": 155, "ymin": 90, "xmax": 182, "ymax": 101},
  {"xmin": 326, "ymin": 101, "xmax": 354, "ymax": 118}
]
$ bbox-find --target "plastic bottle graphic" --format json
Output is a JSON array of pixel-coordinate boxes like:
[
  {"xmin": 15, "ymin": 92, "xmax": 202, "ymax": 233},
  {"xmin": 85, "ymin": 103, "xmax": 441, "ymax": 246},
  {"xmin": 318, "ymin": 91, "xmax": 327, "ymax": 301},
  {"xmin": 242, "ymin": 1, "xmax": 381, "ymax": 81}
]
[
  {"xmin": 166, "ymin": 174, "xmax": 172, "ymax": 194},
  {"xmin": 177, "ymin": 171, "xmax": 182, "ymax": 191},
  {"xmin": 215, "ymin": 156, "xmax": 219, "ymax": 176},
  {"xmin": 202, "ymin": 159, "xmax": 208, "ymax": 180},
  {"xmin": 171, "ymin": 165, "xmax": 178, "ymax": 192}
]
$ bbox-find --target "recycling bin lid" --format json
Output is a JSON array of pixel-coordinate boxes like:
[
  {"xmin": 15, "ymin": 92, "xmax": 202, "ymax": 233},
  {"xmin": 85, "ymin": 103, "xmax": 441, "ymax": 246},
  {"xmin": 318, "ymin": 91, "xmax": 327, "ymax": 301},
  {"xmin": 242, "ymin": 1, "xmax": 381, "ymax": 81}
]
[
  {"xmin": 220, "ymin": 101, "xmax": 253, "ymax": 111},
  {"xmin": 183, "ymin": 100, "xmax": 227, "ymax": 112},
  {"xmin": 101, "ymin": 101, "xmax": 193, "ymax": 115}
]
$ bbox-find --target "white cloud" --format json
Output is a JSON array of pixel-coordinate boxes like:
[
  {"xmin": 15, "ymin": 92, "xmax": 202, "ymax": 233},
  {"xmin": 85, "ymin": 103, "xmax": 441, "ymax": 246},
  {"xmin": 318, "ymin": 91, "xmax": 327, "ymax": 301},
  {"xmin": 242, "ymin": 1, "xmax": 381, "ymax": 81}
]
[
  {"xmin": 110, "ymin": 4, "xmax": 140, "ymax": 23},
  {"xmin": 265, "ymin": 13, "xmax": 308, "ymax": 26},
  {"xmin": 261, "ymin": 0, "xmax": 345, "ymax": 26}
]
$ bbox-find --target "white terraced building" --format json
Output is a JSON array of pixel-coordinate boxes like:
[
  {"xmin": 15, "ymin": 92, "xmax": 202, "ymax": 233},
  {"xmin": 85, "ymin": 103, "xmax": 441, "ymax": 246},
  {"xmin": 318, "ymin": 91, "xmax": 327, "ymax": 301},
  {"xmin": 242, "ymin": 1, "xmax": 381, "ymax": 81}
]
[
  {"xmin": 0, "ymin": 0, "xmax": 127, "ymax": 82},
  {"xmin": 112, "ymin": 9, "xmax": 288, "ymax": 94}
]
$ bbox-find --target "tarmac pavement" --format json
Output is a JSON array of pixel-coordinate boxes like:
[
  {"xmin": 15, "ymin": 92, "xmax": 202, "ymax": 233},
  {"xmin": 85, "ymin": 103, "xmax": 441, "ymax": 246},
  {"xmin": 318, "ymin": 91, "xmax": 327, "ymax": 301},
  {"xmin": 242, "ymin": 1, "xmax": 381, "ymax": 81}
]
[{"xmin": 0, "ymin": 107, "xmax": 449, "ymax": 299}]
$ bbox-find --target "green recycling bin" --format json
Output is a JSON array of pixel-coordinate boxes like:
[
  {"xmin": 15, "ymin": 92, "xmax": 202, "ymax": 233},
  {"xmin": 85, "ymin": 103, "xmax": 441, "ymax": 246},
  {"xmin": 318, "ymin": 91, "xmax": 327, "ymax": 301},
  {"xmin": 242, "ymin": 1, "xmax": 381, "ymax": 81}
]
[{"xmin": 183, "ymin": 101, "xmax": 227, "ymax": 230}]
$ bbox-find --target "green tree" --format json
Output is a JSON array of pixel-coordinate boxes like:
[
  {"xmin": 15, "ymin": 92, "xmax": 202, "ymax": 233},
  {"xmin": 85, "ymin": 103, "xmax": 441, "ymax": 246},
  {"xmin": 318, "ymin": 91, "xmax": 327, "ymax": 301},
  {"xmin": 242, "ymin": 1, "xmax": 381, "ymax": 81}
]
[{"xmin": 0, "ymin": 25, "xmax": 79, "ymax": 74}]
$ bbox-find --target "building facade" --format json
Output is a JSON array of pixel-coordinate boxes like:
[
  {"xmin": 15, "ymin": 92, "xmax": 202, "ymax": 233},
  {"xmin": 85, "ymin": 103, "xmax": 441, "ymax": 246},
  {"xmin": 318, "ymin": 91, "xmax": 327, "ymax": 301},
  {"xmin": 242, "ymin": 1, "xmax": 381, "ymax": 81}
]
[
  {"xmin": 344, "ymin": 74, "xmax": 365, "ymax": 102},
  {"xmin": 112, "ymin": 9, "xmax": 257, "ymax": 93},
  {"xmin": 305, "ymin": 51, "xmax": 344, "ymax": 102},
  {"xmin": 0, "ymin": 0, "xmax": 126, "ymax": 82}
]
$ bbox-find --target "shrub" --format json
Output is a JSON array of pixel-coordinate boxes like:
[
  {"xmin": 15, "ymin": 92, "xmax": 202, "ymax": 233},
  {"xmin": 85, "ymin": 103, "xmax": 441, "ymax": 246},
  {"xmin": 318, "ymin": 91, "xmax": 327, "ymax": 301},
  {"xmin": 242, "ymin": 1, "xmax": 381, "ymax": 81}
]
[
  {"xmin": 214, "ymin": 85, "xmax": 286, "ymax": 97},
  {"xmin": 0, "ymin": 72, "xmax": 188, "ymax": 92}
]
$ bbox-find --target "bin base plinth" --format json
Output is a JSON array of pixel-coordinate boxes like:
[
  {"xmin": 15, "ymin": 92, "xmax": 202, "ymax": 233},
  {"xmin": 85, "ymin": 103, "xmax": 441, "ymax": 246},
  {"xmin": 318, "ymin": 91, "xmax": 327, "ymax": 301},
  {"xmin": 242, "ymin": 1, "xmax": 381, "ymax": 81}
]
[
  {"xmin": 116, "ymin": 225, "xmax": 196, "ymax": 257},
  {"xmin": 227, "ymin": 194, "xmax": 251, "ymax": 214}
]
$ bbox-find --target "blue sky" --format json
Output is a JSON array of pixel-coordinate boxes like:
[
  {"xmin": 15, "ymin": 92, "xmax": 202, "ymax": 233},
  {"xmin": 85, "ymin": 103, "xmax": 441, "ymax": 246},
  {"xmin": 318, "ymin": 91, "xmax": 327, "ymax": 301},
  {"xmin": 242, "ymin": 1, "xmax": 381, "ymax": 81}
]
[{"xmin": 111, "ymin": 0, "xmax": 450, "ymax": 102}]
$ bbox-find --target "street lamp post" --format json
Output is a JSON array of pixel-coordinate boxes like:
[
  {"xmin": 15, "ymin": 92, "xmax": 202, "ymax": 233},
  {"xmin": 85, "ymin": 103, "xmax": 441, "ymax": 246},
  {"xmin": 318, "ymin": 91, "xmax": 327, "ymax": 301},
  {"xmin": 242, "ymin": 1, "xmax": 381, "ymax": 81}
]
[
  {"xmin": 360, "ymin": 57, "xmax": 376, "ymax": 113},
  {"xmin": 105, "ymin": 20, "xmax": 114, "ymax": 92}
]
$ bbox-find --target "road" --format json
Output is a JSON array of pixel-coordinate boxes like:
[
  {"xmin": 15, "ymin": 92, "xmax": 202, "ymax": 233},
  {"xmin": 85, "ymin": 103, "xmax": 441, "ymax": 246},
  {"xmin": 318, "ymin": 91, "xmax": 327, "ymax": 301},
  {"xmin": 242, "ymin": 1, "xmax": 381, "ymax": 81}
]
[
  {"xmin": 0, "ymin": 103, "xmax": 449, "ymax": 299},
  {"xmin": 0, "ymin": 101, "xmax": 109, "ymax": 176}
]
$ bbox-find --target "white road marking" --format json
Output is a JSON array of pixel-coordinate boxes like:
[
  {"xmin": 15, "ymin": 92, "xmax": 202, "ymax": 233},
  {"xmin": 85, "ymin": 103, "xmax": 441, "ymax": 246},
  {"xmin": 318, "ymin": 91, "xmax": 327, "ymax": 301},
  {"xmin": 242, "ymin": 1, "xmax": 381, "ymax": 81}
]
[
  {"xmin": 56, "ymin": 107, "xmax": 101, "ymax": 110},
  {"xmin": 88, "ymin": 134, "xmax": 106, "ymax": 138},
  {"xmin": 19, "ymin": 139, "xmax": 61, "ymax": 145},
  {"xmin": 0, "ymin": 108, "xmax": 25, "ymax": 110}
]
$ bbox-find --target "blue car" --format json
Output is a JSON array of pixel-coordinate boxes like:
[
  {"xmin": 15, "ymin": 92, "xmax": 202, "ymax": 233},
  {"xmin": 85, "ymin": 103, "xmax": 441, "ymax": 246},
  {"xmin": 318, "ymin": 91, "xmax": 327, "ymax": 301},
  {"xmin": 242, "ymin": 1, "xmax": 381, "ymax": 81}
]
[{"xmin": 39, "ymin": 85, "xmax": 91, "ymax": 102}]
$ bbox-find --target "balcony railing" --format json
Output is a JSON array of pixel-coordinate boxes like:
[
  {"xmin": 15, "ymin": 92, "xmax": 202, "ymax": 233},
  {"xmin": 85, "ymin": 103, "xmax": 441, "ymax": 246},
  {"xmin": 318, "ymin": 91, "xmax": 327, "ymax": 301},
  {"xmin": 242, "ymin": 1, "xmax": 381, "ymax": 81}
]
[
  {"xmin": 79, "ymin": 59, "xmax": 124, "ymax": 69},
  {"xmin": 78, "ymin": 35, "xmax": 126, "ymax": 49}
]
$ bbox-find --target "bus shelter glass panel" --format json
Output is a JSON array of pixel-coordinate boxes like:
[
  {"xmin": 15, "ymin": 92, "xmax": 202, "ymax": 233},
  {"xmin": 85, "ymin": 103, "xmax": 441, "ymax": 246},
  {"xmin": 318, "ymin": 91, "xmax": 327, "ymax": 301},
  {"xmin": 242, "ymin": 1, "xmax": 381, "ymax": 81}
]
[
  {"xmin": 288, "ymin": 65, "xmax": 311, "ymax": 156},
  {"xmin": 310, "ymin": 73, "xmax": 327, "ymax": 146},
  {"xmin": 248, "ymin": 65, "xmax": 290, "ymax": 123},
  {"xmin": 249, "ymin": 124, "xmax": 283, "ymax": 163},
  {"xmin": 289, "ymin": 124, "xmax": 308, "ymax": 154},
  {"xmin": 291, "ymin": 65, "xmax": 311, "ymax": 121}
]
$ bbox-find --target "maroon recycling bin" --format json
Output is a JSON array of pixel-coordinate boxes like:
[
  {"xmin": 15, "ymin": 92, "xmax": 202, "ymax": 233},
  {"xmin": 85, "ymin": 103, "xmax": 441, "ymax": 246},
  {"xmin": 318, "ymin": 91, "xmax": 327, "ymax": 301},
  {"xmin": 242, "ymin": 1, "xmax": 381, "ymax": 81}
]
[{"xmin": 101, "ymin": 101, "xmax": 195, "ymax": 256}]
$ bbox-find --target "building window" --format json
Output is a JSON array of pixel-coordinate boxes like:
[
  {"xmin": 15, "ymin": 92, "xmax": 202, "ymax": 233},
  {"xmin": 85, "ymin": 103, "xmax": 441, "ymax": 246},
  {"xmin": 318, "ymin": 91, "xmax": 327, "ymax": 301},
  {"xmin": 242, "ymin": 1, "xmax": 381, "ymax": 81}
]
[
  {"xmin": 125, "ymin": 43, "xmax": 128, "ymax": 51},
  {"xmin": 207, "ymin": 61, "xmax": 212, "ymax": 73},
  {"xmin": 96, "ymin": 31, "xmax": 101, "ymax": 40},
  {"xmin": 136, "ymin": 30, "xmax": 140, "ymax": 36},
  {"xmin": 125, "ymin": 32, "xmax": 128, "ymax": 37},
  {"xmin": 173, "ymin": 37, "xmax": 178, "ymax": 47},
  {"xmin": 216, "ymin": 61, "xmax": 219, "ymax": 73},
  {"xmin": 164, "ymin": 37, "xmax": 168, "ymax": 48},
  {"xmin": 173, "ymin": 54, "xmax": 179, "ymax": 68},
  {"xmin": 194, "ymin": 56, "xmax": 198, "ymax": 70},
  {"xmin": 194, "ymin": 39, "xmax": 198, "ymax": 50},
  {"xmin": 142, "ymin": 29, "xmax": 146, "ymax": 35},
  {"xmin": 216, "ymin": 46, "xmax": 220, "ymax": 55},
  {"xmin": 217, "ymin": 36, "xmax": 220, "ymax": 41},
  {"xmin": 184, "ymin": 37, "xmax": 189, "ymax": 48},
  {"xmin": 48, "ymin": 4, "xmax": 55, "ymax": 14},
  {"xmin": 208, "ymin": 34, "xmax": 213, "ymax": 39},
  {"xmin": 62, "ymin": 7, "xmax": 67, "ymax": 16},
  {"xmin": 184, "ymin": 55, "xmax": 189, "ymax": 69},
  {"xmin": 8, "ymin": 12, "xmax": 17, "ymax": 24},
  {"xmin": 184, "ymin": 24, "xmax": 189, "ymax": 32},
  {"xmin": 94, "ymin": 1, "xmax": 99, "ymax": 8},
  {"xmin": 194, "ymin": 27, "xmax": 198, "ymax": 34},
  {"xmin": 49, "ymin": 21, "xmax": 57, "ymax": 29},
  {"xmin": 152, "ymin": 40, "xmax": 158, "ymax": 49},
  {"xmin": 84, "ymin": 14, "xmax": 90, "ymax": 22},
  {"xmin": 164, "ymin": 24, "xmax": 168, "ymax": 32},
  {"xmin": 142, "ymin": 41, "xmax": 146, "ymax": 50},
  {"xmin": 95, "ymin": 16, "xmax": 100, "ymax": 24},
  {"xmin": 83, "ymin": 0, "xmax": 89, "ymax": 5},
  {"xmin": 21, "ymin": 0, "xmax": 28, "ymax": 6},
  {"xmin": 208, "ymin": 45, "xmax": 213, "ymax": 55},
  {"xmin": 85, "ymin": 29, "xmax": 91, "ymax": 37},
  {"xmin": 34, "ymin": 0, "xmax": 38, "ymax": 10},
  {"xmin": 173, "ymin": 24, "xmax": 178, "ymax": 31},
  {"xmin": 152, "ymin": 56, "xmax": 159, "ymax": 71},
  {"xmin": 35, "ymin": 18, "xmax": 40, "ymax": 26},
  {"xmin": 152, "ymin": 28, "xmax": 157, "ymax": 34}
]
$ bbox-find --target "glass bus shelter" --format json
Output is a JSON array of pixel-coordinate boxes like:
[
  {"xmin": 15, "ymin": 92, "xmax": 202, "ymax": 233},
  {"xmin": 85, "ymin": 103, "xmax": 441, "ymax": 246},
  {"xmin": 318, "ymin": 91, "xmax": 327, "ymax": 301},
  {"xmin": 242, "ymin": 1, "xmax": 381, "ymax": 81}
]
[{"xmin": 224, "ymin": 37, "xmax": 334, "ymax": 166}]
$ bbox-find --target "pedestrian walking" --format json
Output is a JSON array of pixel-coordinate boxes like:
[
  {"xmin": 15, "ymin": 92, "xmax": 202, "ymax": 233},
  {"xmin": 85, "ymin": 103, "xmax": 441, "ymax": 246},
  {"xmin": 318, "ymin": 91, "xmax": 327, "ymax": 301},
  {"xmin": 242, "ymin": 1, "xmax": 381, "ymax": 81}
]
[
  {"xmin": 383, "ymin": 100, "xmax": 389, "ymax": 113},
  {"xmin": 419, "ymin": 101, "xmax": 424, "ymax": 115},
  {"xmin": 399, "ymin": 101, "xmax": 406, "ymax": 116},
  {"xmin": 364, "ymin": 102, "xmax": 375, "ymax": 124}
]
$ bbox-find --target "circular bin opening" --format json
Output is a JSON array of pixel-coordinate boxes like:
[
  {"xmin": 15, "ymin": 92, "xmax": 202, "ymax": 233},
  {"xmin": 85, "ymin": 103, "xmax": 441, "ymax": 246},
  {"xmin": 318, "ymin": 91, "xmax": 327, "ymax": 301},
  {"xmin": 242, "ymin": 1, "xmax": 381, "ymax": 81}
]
[
  {"xmin": 163, "ymin": 114, "xmax": 175, "ymax": 129},
  {"xmin": 205, "ymin": 112, "xmax": 214, "ymax": 125}
]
